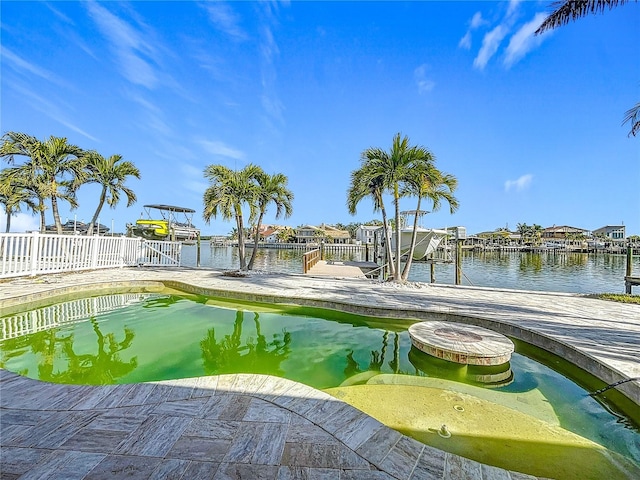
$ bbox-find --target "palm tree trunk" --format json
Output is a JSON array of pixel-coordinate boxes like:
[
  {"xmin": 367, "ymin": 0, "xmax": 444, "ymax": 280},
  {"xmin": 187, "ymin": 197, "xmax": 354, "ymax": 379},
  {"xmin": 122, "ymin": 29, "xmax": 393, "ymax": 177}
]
[
  {"xmin": 393, "ymin": 183, "xmax": 401, "ymax": 281},
  {"xmin": 4, "ymin": 210, "xmax": 10, "ymax": 233},
  {"xmin": 87, "ymin": 187, "xmax": 108, "ymax": 236},
  {"xmin": 378, "ymin": 200, "xmax": 395, "ymax": 278},
  {"xmin": 401, "ymin": 196, "xmax": 422, "ymax": 281},
  {"xmin": 236, "ymin": 211, "xmax": 247, "ymax": 270},
  {"xmin": 50, "ymin": 189, "xmax": 63, "ymax": 234},
  {"xmin": 247, "ymin": 211, "xmax": 265, "ymax": 270},
  {"xmin": 38, "ymin": 199, "xmax": 46, "ymax": 233}
]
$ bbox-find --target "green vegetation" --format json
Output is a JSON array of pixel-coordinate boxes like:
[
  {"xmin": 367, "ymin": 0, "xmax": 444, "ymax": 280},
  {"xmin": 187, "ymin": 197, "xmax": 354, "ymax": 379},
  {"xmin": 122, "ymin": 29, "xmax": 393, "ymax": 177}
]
[
  {"xmin": 588, "ymin": 293, "xmax": 640, "ymax": 304},
  {"xmin": 0, "ymin": 131, "xmax": 140, "ymax": 234},
  {"xmin": 202, "ymin": 164, "xmax": 293, "ymax": 271},
  {"xmin": 347, "ymin": 132, "xmax": 458, "ymax": 281}
]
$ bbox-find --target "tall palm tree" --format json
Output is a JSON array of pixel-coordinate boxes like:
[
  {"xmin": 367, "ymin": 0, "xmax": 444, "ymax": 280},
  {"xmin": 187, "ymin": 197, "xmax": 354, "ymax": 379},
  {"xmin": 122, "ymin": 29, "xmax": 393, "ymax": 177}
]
[
  {"xmin": 202, "ymin": 164, "xmax": 262, "ymax": 270},
  {"xmin": 36, "ymin": 136, "xmax": 85, "ymax": 234},
  {"xmin": 247, "ymin": 171, "xmax": 294, "ymax": 270},
  {"xmin": 400, "ymin": 165, "xmax": 459, "ymax": 281},
  {"xmin": 81, "ymin": 152, "xmax": 141, "ymax": 235},
  {"xmin": 0, "ymin": 132, "xmax": 49, "ymax": 232},
  {"xmin": 1, "ymin": 133, "xmax": 84, "ymax": 234},
  {"xmin": 535, "ymin": 0, "xmax": 639, "ymax": 137},
  {"xmin": 347, "ymin": 162, "xmax": 396, "ymax": 278}
]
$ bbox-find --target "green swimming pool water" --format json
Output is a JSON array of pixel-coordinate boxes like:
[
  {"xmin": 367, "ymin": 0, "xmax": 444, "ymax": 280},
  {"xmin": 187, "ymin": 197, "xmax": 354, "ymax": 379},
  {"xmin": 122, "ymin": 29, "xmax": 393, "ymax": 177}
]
[{"xmin": 1, "ymin": 291, "xmax": 638, "ymax": 478}]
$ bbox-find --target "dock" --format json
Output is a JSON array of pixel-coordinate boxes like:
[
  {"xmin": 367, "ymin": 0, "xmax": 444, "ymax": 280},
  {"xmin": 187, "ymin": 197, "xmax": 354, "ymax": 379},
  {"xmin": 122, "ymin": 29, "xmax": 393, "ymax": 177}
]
[{"xmin": 306, "ymin": 259, "xmax": 379, "ymax": 278}]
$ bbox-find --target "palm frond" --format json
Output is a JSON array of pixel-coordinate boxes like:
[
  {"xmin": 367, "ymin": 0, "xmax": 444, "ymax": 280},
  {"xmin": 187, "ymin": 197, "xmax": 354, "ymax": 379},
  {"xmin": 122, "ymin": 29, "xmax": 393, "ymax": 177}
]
[{"xmin": 536, "ymin": 0, "xmax": 631, "ymax": 35}]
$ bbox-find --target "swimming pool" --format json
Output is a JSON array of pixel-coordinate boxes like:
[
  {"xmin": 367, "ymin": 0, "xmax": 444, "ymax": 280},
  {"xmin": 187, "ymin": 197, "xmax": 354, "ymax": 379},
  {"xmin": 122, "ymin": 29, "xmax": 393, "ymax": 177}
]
[{"xmin": 1, "ymin": 290, "xmax": 638, "ymax": 479}]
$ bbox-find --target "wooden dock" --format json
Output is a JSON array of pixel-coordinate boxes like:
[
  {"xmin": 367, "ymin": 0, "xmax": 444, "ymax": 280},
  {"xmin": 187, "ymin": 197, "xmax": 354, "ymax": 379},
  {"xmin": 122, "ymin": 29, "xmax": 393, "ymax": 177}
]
[{"xmin": 306, "ymin": 260, "xmax": 379, "ymax": 278}]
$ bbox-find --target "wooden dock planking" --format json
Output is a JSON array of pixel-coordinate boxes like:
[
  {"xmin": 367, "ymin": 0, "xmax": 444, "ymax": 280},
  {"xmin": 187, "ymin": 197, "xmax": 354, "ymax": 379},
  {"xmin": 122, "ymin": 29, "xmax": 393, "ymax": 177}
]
[{"xmin": 305, "ymin": 260, "xmax": 379, "ymax": 278}]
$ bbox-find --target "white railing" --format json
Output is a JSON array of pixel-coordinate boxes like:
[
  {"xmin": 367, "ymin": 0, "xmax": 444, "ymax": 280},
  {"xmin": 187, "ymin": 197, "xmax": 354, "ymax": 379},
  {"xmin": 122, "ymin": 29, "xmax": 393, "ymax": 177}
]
[
  {"xmin": 0, "ymin": 293, "xmax": 159, "ymax": 341},
  {"xmin": 0, "ymin": 232, "xmax": 182, "ymax": 278}
]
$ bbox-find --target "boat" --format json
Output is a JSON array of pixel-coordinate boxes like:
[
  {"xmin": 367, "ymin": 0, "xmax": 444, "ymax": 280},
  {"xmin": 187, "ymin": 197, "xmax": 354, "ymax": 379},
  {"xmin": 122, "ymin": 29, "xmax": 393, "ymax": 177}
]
[
  {"xmin": 391, "ymin": 226, "xmax": 449, "ymax": 260},
  {"xmin": 126, "ymin": 204, "xmax": 200, "ymax": 242},
  {"xmin": 385, "ymin": 210, "xmax": 447, "ymax": 260}
]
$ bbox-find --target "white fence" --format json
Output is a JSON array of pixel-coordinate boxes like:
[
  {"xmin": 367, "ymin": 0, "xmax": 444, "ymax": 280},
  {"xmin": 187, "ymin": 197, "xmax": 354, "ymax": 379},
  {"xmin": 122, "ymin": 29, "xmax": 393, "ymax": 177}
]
[
  {"xmin": 0, "ymin": 232, "xmax": 182, "ymax": 278},
  {"xmin": 0, "ymin": 292, "xmax": 158, "ymax": 341}
]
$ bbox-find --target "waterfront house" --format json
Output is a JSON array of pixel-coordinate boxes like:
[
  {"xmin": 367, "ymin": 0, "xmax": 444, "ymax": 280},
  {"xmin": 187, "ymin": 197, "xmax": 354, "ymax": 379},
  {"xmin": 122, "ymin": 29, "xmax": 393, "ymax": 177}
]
[
  {"xmin": 542, "ymin": 225, "xmax": 588, "ymax": 240},
  {"xmin": 355, "ymin": 225, "xmax": 380, "ymax": 244},
  {"xmin": 295, "ymin": 224, "xmax": 351, "ymax": 244},
  {"xmin": 592, "ymin": 225, "xmax": 626, "ymax": 241}
]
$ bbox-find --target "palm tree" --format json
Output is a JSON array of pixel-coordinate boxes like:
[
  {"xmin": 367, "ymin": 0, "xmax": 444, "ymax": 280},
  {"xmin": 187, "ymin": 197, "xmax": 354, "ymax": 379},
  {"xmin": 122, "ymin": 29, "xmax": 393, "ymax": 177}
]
[
  {"xmin": 247, "ymin": 171, "xmax": 294, "ymax": 270},
  {"xmin": 535, "ymin": 0, "xmax": 639, "ymax": 137},
  {"xmin": 1, "ymin": 133, "xmax": 84, "ymax": 234},
  {"xmin": 36, "ymin": 136, "xmax": 85, "ymax": 234},
  {"xmin": 81, "ymin": 152, "xmax": 141, "ymax": 235},
  {"xmin": 0, "ymin": 181, "xmax": 38, "ymax": 232},
  {"xmin": 1, "ymin": 132, "xmax": 48, "ymax": 232},
  {"xmin": 202, "ymin": 164, "xmax": 262, "ymax": 270},
  {"xmin": 400, "ymin": 164, "xmax": 458, "ymax": 280}
]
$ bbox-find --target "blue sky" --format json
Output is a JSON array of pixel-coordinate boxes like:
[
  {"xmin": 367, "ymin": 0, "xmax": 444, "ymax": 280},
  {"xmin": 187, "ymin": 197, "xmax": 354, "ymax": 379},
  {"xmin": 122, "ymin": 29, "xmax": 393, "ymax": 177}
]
[{"xmin": 1, "ymin": 1, "xmax": 638, "ymax": 236}]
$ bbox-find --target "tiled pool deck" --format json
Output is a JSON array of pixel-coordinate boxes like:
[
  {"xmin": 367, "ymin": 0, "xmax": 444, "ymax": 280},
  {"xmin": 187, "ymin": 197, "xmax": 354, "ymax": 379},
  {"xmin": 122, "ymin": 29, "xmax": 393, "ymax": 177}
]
[{"xmin": 1, "ymin": 267, "xmax": 639, "ymax": 479}]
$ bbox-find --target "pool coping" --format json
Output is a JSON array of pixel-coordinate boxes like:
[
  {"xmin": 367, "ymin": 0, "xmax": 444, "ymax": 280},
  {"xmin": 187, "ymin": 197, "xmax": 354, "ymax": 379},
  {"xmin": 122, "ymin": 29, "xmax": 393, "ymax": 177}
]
[{"xmin": 2, "ymin": 273, "xmax": 638, "ymax": 407}]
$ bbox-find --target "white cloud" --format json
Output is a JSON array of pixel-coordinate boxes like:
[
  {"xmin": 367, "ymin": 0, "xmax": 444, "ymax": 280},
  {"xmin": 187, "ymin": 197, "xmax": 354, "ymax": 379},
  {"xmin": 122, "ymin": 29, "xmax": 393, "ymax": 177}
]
[
  {"xmin": 474, "ymin": 25, "xmax": 508, "ymax": 70},
  {"xmin": 1, "ymin": 46, "xmax": 69, "ymax": 88},
  {"xmin": 503, "ymin": 13, "xmax": 549, "ymax": 68},
  {"xmin": 85, "ymin": 1, "xmax": 159, "ymax": 89},
  {"xmin": 198, "ymin": 140, "xmax": 246, "ymax": 161},
  {"xmin": 201, "ymin": 2, "xmax": 247, "ymax": 41},
  {"xmin": 505, "ymin": 174, "xmax": 533, "ymax": 192},
  {"xmin": 458, "ymin": 32, "xmax": 472, "ymax": 50},
  {"xmin": 470, "ymin": 12, "xmax": 486, "ymax": 29},
  {"xmin": 0, "ymin": 212, "xmax": 40, "ymax": 233},
  {"xmin": 458, "ymin": 12, "xmax": 486, "ymax": 50},
  {"xmin": 414, "ymin": 64, "xmax": 435, "ymax": 94}
]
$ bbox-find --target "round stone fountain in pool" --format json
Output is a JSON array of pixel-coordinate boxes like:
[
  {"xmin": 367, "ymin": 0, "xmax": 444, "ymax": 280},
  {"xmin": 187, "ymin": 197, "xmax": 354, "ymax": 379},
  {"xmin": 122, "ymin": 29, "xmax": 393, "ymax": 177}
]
[{"xmin": 408, "ymin": 321, "xmax": 514, "ymax": 365}]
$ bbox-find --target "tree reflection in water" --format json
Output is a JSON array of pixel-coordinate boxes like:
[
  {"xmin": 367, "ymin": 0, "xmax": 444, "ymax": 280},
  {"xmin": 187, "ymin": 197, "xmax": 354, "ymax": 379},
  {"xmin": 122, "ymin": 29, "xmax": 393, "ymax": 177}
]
[
  {"xmin": 200, "ymin": 310, "xmax": 291, "ymax": 376},
  {"xmin": 14, "ymin": 318, "xmax": 138, "ymax": 384},
  {"xmin": 344, "ymin": 331, "xmax": 406, "ymax": 379}
]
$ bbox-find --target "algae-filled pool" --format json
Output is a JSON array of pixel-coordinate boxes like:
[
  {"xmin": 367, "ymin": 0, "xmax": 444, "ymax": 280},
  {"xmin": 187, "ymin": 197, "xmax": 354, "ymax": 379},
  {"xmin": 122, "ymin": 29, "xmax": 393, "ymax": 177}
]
[{"xmin": 1, "ymin": 291, "xmax": 638, "ymax": 479}]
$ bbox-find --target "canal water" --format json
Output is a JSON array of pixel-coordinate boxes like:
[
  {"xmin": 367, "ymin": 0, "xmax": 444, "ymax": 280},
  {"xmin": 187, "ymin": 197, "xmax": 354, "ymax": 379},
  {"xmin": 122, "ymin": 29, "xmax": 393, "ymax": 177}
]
[{"xmin": 181, "ymin": 244, "xmax": 638, "ymax": 294}]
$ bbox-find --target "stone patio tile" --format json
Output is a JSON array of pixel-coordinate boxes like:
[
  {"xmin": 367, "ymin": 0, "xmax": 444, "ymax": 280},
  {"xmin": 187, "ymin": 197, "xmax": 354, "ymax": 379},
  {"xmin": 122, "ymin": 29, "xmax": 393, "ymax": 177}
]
[
  {"xmin": 114, "ymin": 415, "xmax": 191, "ymax": 457},
  {"xmin": 214, "ymin": 462, "xmax": 279, "ymax": 480},
  {"xmin": 10, "ymin": 411, "xmax": 98, "ymax": 449},
  {"xmin": 332, "ymin": 412, "xmax": 385, "ymax": 450},
  {"xmin": 142, "ymin": 384, "xmax": 174, "ymax": 405},
  {"xmin": 341, "ymin": 470, "xmax": 396, "ymax": 480},
  {"xmin": 223, "ymin": 422, "xmax": 288, "ymax": 465},
  {"xmin": 355, "ymin": 426, "xmax": 403, "ymax": 465},
  {"xmin": 181, "ymin": 460, "xmax": 222, "ymax": 478},
  {"xmin": 166, "ymin": 435, "xmax": 231, "ymax": 462},
  {"xmin": 85, "ymin": 412, "xmax": 147, "ymax": 432},
  {"xmin": 277, "ymin": 466, "xmax": 311, "ymax": 480},
  {"xmin": 479, "ymin": 463, "xmax": 512, "ymax": 480},
  {"xmin": 84, "ymin": 454, "xmax": 162, "ymax": 480},
  {"xmin": 18, "ymin": 450, "xmax": 105, "ymax": 480},
  {"xmin": 301, "ymin": 399, "xmax": 349, "ymax": 427},
  {"xmin": 286, "ymin": 423, "xmax": 339, "ymax": 445},
  {"xmin": 508, "ymin": 472, "xmax": 539, "ymax": 480},
  {"xmin": 201, "ymin": 393, "xmax": 252, "ymax": 420},
  {"xmin": 252, "ymin": 376, "xmax": 297, "ymax": 401},
  {"xmin": 152, "ymin": 397, "xmax": 208, "ymax": 417},
  {"xmin": 58, "ymin": 428, "xmax": 129, "ymax": 453},
  {"xmin": 184, "ymin": 418, "xmax": 239, "ymax": 440},
  {"xmin": 189, "ymin": 375, "xmax": 219, "ymax": 398},
  {"xmin": 0, "ymin": 408, "xmax": 51, "ymax": 426},
  {"xmin": 315, "ymin": 404, "xmax": 367, "ymax": 437},
  {"xmin": 307, "ymin": 468, "xmax": 339, "ymax": 480},
  {"xmin": 378, "ymin": 436, "xmax": 424, "ymax": 480},
  {"xmin": 70, "ymin": 387, "xmax": 115, "ymax": 411},
  {"xmin": 244, "ymin": 397, "xmax": 292, "ymax": 423},
  {"xmin": 444, "ymin": 453, "xmax": 483, "ymax": 479},
  {"xmin": 339, "ymin": 446, "xmax": 371, "ymax": 470},
  {"xmin": 281, "ymin": 443, "xmax": 341, "ymax": 469},
  {"xmin": 148, "ymin": 458, "xmax": 191, "ymax": 480},
  {"xmin": 0, "ymin": 424, "xmax": 32, "ymax": 445},
  {"xmin": 0, "ymin": 446, "xmax": 54, "ymax": 476},
  {"xmin": 408, "ymin": 445, "xmax": 445, "ymax": 480},
  {"xmin": 117, "ymin": 383, "xmax": 157, "ymax": 407}
]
